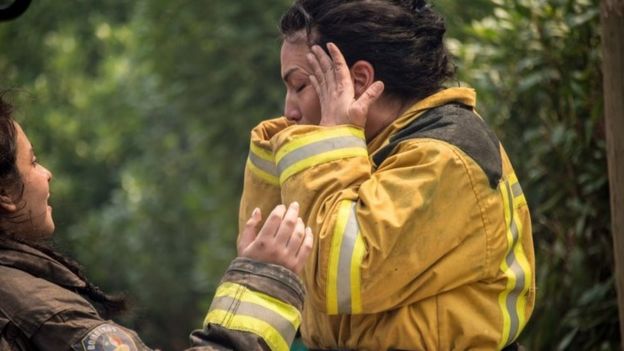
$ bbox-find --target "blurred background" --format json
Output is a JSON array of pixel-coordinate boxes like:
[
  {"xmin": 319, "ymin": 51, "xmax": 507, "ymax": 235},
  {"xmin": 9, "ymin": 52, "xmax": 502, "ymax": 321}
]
[{"xmin": 0, "ymin": 0, "xmax": 617, "ymax": 349}]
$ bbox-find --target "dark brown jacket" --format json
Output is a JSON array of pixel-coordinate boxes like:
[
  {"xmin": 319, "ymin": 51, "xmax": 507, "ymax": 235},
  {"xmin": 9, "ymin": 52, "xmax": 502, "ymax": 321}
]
[{"xmin": 0, "ymin": 239, "xmax": 304, "ymax": 351}]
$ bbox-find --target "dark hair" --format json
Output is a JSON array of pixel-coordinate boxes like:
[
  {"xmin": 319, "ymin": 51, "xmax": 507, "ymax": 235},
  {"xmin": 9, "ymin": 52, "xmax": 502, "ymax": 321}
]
[
  {"xmin": 279, "ymin": 0, "xmax": 455, "ymax": 101},
  {"xmin": 0, "ymin": 93, "xmax": 127, "ymax": 318},
  {"xmin": 0, "ymin": 93, "xmax": 23, "ymax": 207}
]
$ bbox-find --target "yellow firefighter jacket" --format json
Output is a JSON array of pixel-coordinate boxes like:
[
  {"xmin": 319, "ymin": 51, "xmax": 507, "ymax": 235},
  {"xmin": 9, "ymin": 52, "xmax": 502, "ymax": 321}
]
[{"xmin": 239, "ymin": 88, "xmax": 536, "ymax": 350}]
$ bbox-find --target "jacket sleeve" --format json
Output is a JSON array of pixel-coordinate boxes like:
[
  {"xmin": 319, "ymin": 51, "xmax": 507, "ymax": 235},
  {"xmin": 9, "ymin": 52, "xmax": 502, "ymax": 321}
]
[
  {"xmin": 270, "ymin": 124, "xmax": 490, "ymax": 315},
  {"xmin": 191, "ymin": 257, "xmax": 305, "ymax": 351},
  {"xmin": 31, "ymin": 258, "xmax": 303, "ymax": 351},
  {"xmin": 238, "ymin": 117, "xmax": 290, "ymax": 235}
]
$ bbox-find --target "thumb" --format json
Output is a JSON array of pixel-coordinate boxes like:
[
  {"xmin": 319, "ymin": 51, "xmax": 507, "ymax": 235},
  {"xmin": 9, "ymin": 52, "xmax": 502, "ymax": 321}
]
[
  {"xmin": 350, "ymin": 81, "xmax": 385, "ymax": 123},
  {"xmin": 237, "ymin": 208, "xmax": 261, "ymax": 255}
]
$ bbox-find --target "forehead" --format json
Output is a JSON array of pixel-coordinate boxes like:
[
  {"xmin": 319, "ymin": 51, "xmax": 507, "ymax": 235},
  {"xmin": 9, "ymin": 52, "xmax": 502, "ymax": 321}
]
[
  {"xmin": 13, "ymin": 122, "xmax": 32, "ymax": 156},
  {"xmin": 280, "ymin": 37, "xmax": 312, "ymax": 76}
]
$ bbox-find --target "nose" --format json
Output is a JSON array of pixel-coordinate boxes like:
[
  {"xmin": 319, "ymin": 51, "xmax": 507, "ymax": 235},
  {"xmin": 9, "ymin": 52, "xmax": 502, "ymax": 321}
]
[
  {"xmin": 283, "ymin": 93, "xmax": 301, "ymax": 121},
  {"xmin": 43, "ymin": 166, "xmax": 53, "ymax": 181}
]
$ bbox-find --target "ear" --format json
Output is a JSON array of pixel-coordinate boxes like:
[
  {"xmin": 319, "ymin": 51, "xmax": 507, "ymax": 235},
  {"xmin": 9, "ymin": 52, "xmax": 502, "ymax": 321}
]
[
  {"xmin": 350, "ymin": 60, "xmax": 376, "ymax": 99},
  {"xmin": 0, "ymin": 192, "xmax": 17, "ymax": 213}
]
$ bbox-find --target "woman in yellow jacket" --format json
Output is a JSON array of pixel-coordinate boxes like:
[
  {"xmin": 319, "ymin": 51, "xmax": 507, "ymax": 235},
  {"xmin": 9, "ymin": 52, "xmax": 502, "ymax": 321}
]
[{"xmin": 239, "ymin": 0, "xmax": 536, "ymax": 349}]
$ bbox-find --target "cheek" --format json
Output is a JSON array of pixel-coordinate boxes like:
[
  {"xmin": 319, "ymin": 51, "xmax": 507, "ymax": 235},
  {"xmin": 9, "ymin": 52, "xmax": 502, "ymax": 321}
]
[{"xmin": 302, "ymin": 90, "xmax": 322, "ymax": 124}]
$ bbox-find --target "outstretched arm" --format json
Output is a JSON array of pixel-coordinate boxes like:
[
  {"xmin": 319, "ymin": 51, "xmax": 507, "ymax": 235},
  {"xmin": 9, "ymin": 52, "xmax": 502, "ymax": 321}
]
[{"xmin": 191, "ymin": 203, "xmax": 313, "ymax": 351}]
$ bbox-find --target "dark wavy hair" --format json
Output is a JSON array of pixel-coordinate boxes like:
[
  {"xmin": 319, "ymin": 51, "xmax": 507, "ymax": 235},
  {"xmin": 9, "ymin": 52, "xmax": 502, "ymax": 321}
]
[
  {"xmin": 0, "ymin": 93, "xmax": 23, "ymax": 208},
  {"xmin": 279, "ymin": 0, "xmax": 455, "ymax": 101},
  {"xmin": 0, "ymin": 93, "xmax": 127, "ymax": 318}
]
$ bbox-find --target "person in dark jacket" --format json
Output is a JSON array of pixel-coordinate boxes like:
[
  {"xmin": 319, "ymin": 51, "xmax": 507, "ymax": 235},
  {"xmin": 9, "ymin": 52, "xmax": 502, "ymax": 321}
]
[{"xmin": 0, "ymin": 94, "xmax": 314, "ymax": 351}]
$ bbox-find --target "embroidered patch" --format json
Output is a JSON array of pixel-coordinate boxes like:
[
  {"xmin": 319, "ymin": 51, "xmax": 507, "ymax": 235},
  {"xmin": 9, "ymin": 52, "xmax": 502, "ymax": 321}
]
[{"xmin": 79, "ymin": 323, "xmax": 138, "ymax": 351}]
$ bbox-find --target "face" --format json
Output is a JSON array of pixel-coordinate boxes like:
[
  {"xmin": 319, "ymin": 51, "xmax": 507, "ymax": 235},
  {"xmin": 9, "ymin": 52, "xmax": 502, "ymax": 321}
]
[
  {"xmin": 280, "ymin": 36, "xmax": 322, "ymax": 125},
  {"xmin": 6, "ymin": 122, "xmax": 54, "ymax": 240}
]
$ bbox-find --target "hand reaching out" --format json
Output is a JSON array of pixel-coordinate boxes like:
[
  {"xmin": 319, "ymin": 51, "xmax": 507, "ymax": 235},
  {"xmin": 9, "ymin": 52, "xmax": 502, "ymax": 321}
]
[
  {"xmin": 237, "ymin": 202, "xmax": 314, "ymax": 275},
  {"xmin": 306, "ymin": 42, "xmax": 385, "ymax": 128}
]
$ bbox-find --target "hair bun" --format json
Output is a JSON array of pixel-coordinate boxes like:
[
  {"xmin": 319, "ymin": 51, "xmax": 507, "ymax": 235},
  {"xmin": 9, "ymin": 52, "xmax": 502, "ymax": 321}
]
[{"xmin": 397, "ymin": 0, "xmax": 429, "ymax": 14}]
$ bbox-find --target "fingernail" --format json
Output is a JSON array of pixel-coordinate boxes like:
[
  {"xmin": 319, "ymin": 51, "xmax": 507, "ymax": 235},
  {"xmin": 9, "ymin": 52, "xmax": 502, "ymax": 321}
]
[
  {"xmin": 252, "ymin": 207, "xmax": 259, "ymax": 218},
  {"xmin": 306, "ymin": 226, "xmax": 313, "ymax": 235},
  {"xmin": 291, "ymin": 201, "xmax": 299, "ymax": 209}
]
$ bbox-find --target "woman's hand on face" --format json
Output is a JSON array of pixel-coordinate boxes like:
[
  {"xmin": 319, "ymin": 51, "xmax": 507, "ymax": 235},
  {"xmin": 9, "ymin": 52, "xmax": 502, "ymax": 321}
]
[
  {"xmin": 237, "ymin": 202, "xmax": 314, "ymax": 275},
  {"xmin": 307, "ymin": 42, "xmax": 384, "ymax": 128}
]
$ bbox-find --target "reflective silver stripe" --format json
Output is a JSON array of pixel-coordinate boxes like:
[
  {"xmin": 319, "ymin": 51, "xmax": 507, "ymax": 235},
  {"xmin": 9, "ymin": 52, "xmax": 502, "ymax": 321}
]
[
  {"xmin": 511, "ymin": 182, "xmax": 523, "ymax": 198},
  {"xmin": 503, "ymin": 181, "xmax": 523, "ymax": 345},
  {"xmin": 209, "ymin": 295, "xmax": 297, "ymax": 345},
  {"xmin": 336, "ymin": 203, "xmax": 360, "ymax": 313},
  {"xmin": 249, "ymin": 152, "xmax": 278, "ymax": 177},
  {"xmin": 276, "ymin": 136, "xmax": 366, "ymax": 175}
]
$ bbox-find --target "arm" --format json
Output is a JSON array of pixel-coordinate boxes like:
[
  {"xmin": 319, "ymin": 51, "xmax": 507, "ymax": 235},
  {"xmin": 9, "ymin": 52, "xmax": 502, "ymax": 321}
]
[
  {"xmin": 193, "ymin": 203, "xmax": 313, "ymax": 351},
  {"xmin": 238, "ymin": 117, "xmax": 290, "ymax": 234}
]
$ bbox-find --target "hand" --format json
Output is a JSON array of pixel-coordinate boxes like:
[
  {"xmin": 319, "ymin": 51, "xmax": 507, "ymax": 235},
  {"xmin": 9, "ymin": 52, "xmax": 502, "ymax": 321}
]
[
  {"xmin": 307, "ymin": 42, "xmax": 385, "ymax": 128},
  {"xmin": 237, "ymin": 202, "xmax": 314, "ymax": 274}
]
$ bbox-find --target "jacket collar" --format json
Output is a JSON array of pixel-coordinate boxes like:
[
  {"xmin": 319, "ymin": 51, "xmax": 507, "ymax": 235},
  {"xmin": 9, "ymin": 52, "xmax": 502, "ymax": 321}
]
[
  {"xmin": 368, "ymin": 87, "xmax": 477, "ymax": 153},
  {"xmin": 0, "ymin": 238, "xmax": 87, "ymax": 289}
]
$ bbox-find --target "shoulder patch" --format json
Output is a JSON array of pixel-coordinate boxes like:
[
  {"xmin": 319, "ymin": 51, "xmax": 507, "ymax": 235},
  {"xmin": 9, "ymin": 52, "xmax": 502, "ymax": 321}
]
[{"xmin": 78, "ymin": 323, "xmax": 138, "ymax": 351}]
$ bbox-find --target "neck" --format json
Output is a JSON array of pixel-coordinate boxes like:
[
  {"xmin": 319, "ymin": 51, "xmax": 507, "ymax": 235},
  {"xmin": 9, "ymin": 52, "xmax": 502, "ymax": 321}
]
[{"xmin": 364, "ymin": 96, "xmax": 418, "ymax": 141}]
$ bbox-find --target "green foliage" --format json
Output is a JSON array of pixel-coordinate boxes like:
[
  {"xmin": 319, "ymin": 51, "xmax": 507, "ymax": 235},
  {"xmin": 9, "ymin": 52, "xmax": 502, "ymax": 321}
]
[
  {"xmin": 446, "ymin": 0, "xmax": 618, "ymax": 349},
  {"xmin": 0, "ymin": 0, "xmax": 617, "ymax": 349}
]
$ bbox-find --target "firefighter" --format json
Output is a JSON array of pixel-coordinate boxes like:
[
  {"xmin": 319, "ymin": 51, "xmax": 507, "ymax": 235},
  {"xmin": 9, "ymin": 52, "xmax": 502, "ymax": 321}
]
[
  {"xmin": 0, "ymin": 94, "xmax": 313, "ymax": 351},
  {"xmin": 238, "ymin": 0, "xmax": 535, "ymax": 349}
]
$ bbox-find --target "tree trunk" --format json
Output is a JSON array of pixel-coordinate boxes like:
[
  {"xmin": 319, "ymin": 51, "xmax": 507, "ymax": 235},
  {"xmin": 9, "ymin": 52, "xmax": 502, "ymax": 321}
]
[{"xmin": 601, "ymin": 0, "xmax": 624, "ymax": 348}]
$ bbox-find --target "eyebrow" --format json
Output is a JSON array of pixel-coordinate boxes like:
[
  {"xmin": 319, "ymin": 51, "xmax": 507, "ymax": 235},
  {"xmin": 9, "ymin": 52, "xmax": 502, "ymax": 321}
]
[{"xmin": 282, "ymin": 67, "xmax": 300, "ymax": 83}]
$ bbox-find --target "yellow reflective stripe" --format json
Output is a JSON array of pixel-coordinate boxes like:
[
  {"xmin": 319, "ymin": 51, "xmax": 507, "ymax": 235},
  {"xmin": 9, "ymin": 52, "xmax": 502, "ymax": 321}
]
[
  {"xmin": 513, "ymin": 228, "xmax": 532, "ymax": 336},
  {"xmin": 508, "ymin": 172, "xmax": 527, "ymax": 206},
  {"xmin": 336, "ymin": 202, "xmax": 359, "ymax": 314},
  {"xmin": 326, "ymin": 201, "xmax": 351, "ymax": 315},
  {"xmin": 205, "ymin": 282, "xmax": 301, "ymax": 351},
  {"xmin": 205, "ymin": 310, "xmax": 289, "ymax": 351},
  {"xmin": 250, "ymin": 142, "xmax": 274, "ymax": 162},
  {"xmin": 498, "ymin": 182, "xmax": 514, "ymax": 348},
  {"xmin": 247, "ymin": 159, "xmax": 279, "ymax": 186},
  {"xmin": 497, "ymin": 178, "xmax": 532, "ymax": 348},
  {"xmin": 279, "ymin": 148, "xmax": 368, "ymax": 185},
  {"xmin": 274, "ymin": 126, "xmax": 365, "ymax": 164},
  {"xmin": 350, "ymin": 234, "xmax": 366, "ymax": 314},
  {"xmin": 326, "ymin": 200, "xmax": 366, "ymax": 315},
  {"xmin": 277, "ymin": 136, "xmax": 365, "ymax": 174},
  {"xmin": 248, "ymin": 153, "xmax": 278, "ymax": 177},
  {"xmin": 211, "ymin": 282, "xmax": 301, "ymax": 328}
]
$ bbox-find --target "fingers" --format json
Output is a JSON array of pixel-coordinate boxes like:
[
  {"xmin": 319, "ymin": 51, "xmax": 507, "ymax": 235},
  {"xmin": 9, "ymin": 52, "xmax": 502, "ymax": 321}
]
[
  {"xmin": 311, "ymin": 45, "xmax": 336, "ymax": 87},
  {"xmin": 327, "ymin": 42, "xmax": 350, "ymax": 89},
  {"xmin": 307, "ymin": 52, "xmax": 328, "ymax": 100},
  {"xmin": 238, "ymin": 202, "xmax": 314, "ymax": 275},
  {"xmin": 285, "ymin": 217, "xmax": 305, "ymax": 251},
  {"xmin": 293, "ymin": 227, "xmax": 314, "ymax": 274},
  {"xmin": 237, "ymin": 208, "xmax": 262, "ymax": 255},
  {"xmin": 275, "ymin": 202, "xmax": 300, "ymax": 245},
  {"xmin": 257, "ymin": 204, "xmax": 287, "ymax": 240},
  {"xmin": 351, "ymin": 81, "xmax": 385, "ymax": 119}
]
